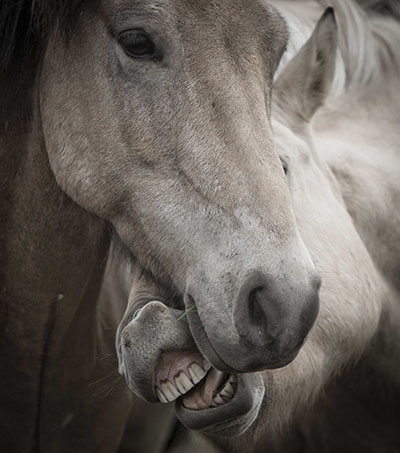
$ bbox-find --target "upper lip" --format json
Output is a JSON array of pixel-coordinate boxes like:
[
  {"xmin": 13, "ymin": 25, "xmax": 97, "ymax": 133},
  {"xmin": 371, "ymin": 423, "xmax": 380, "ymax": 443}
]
[
  {"xmin": 184, "ymin": 295, "xmax": 304, "ymax": 373},
  {"xmin": 183, "ymin": 294, "xmax": 243, "ymax": 373}
]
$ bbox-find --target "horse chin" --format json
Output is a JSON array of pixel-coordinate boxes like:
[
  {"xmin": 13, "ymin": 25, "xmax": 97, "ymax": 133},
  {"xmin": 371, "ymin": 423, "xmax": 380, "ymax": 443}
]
[{"xmin": 175, "ymin": 373, "xmax": 265, "ymax": 436}]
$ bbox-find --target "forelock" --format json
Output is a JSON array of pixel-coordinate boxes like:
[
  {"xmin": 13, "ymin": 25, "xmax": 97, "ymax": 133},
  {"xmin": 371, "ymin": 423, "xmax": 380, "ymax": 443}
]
[{"xmin": 0, "ymin": 0, "xmax": 84, "ymax": 72}]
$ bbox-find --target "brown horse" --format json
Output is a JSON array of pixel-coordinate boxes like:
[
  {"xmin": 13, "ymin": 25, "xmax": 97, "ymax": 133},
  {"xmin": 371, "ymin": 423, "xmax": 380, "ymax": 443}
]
[{"xmin": 118, "ymin": 1, "xmax": 400, "ymax": 451}]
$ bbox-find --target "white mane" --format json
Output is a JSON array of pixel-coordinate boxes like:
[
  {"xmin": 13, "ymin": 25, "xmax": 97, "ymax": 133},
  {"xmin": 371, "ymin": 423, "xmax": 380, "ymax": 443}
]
[{"xmin": 272, "ymin": 0, "xmax": 400, "ymax": 103}]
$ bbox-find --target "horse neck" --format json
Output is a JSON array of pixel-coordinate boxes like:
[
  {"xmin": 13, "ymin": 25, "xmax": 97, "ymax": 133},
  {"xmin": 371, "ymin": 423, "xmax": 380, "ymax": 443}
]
[
  {"xmin": 313, "ymin": 80, "xmax": 400, "ymax": 275},
  {"xmin": 271, "ymin": 112, "xmax": 400, "ymax": 453},
  {"xmin": 0, "ymin": 65, "xmax": 112, "ymax": 449}
]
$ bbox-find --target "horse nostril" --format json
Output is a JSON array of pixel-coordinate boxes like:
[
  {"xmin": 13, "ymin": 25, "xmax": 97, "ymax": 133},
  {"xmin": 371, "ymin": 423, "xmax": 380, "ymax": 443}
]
[
  {"xmin": 248, "ymin": 286, "xmax": 269, "ymax": 338},
  {"xmin": 312, "ymin": 274, "xmax": 322, "ymax": 291},
  {"xmin": 233, "ymin": 271, "xmax": 276, "ymax": 344},
  {"xmin": 233, "ymin": 269, "xmax": 319, "ymax": 352}
]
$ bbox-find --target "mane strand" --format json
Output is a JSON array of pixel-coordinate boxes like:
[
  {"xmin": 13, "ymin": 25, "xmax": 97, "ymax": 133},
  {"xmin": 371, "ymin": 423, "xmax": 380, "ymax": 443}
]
[
  {"xmin": 0, "ymin": 0, "xmax": 83, "ymax": 73},
  {"xmin": 357, "ymin": 0, "xmax": 400, "ymax": 20},
  {"xmin": 0, "ymin": 0, "xmax": 33, "ymax": 71}
]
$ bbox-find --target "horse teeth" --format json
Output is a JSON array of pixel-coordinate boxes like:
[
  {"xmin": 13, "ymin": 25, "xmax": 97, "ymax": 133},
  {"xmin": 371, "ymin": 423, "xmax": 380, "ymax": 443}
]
[
  {"xmin": 212, "ymin": 394, "xmax": 226, "ymax": 406},
  {"xmin": 169, "ymin": 382, "xmax": 181, "ymax": 398},
  {"xmin": 209, "ymin": 375, "xmax": 236, "ymax": 407},
  {"xmin": 228, "ymin": 375, "xmax": 236, "ymax": 385},
  {"xmin": 156, "ymin": 363, "xmax": 211, "ymax": 404},
  {"xmin": 188, "ymin": 363, "xmax": 207, "ymax": 384},
  {"xmin": 220, "ymin": 381, "xmax": 235, "ymax": 398},
  {"xmin": 175, "ymin": 372, "xmax": 194, "ymax": 394},
  {"xmin": 156, "ymin": 388, "xmax": 168, "ymax": 404},
  {"xmin": 160, "ymin": 383, "xmax": 174, "ymax": 401},
  {"xmin": 160, "ymin": 381, "xmax": 180, "ymax": 401}
]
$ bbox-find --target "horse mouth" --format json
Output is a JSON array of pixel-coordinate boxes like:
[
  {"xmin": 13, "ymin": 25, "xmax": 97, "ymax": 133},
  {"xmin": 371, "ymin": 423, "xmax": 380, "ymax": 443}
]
[
  {"xmin": 182, "ymin": 372, "xmax": 237, "ymax": 409},
  {"xmin": 153, "ymin": 350, "xmax": 264, "ymax": 435},
  {"xmin": 154, "ymin": 350, "xmax": 236, "ymax": 408},
  {"xmin": 117, "ymin": 300, "xmax": 265, "ymax": 435}
]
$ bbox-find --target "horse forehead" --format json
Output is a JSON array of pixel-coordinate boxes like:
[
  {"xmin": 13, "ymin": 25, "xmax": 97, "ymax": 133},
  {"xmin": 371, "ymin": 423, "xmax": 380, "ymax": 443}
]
[{"xmin": 102, "ymin": 0, "xmax": 277, "ymax": 30}]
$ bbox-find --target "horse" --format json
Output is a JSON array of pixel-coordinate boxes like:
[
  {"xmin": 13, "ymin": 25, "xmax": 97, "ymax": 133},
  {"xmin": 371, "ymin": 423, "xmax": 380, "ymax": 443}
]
[
  {"xmin": 1, "ymin": 1, "xmax": 398, "ymax": 452},
  {"xmin": 0, "ymin": 0, "xmax": 315, "ymax": 450},
  {"xmin": 117, "ymin": 1, "xmax": 400, "ymax": 451}
]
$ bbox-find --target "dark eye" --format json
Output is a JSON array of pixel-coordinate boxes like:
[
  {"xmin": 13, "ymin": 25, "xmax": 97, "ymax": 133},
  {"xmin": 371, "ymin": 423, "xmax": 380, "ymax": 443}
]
[
  {"xmin": 119, "ymin": 30, "xmax": 156, "ymax": 60},
  {"xmin": 280, "ymin": 158, "xmax": 288, "ymax": 175}
]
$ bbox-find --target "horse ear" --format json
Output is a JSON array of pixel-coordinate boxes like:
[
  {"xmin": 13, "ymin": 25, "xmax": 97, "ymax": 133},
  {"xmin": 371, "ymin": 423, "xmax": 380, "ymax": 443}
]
[{"xmin": 274, "ymin": 8, "xmax": 338, "ymax": 122}]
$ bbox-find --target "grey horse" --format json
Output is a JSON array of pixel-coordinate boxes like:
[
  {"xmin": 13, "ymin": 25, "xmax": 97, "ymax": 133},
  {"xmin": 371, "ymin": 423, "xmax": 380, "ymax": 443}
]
[
  {"xmin": 1, "ymin": 0, "xmax": 399, "ymax": 452},
  {"xmin": 0, "ymin": 0, "xmax": 313, "ymax": 450},
  {"xmin": 117, "ymin": 1, "xmax": 400, "ymax": 451}
]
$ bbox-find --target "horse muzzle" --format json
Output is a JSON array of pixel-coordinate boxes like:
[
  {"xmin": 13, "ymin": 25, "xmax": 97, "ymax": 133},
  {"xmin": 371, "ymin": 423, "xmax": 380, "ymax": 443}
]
[
  {"xmin": 116, "ymin": 300, "xmax": 265, "ymax": 436},
  {"xmin": 183, "ymin": 266, "xmax": 321, "ymax": 374}
]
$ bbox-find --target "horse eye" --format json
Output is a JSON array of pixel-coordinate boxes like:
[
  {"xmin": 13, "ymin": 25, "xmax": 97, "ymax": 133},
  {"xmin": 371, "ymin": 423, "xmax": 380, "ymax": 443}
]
[
  {"xmin": 280, "ymin": 158, "xmax": 288, "ymax": 175},
  {"xmin": 119, "ymin": 30, "xmax": 156, "ymax": 60}
]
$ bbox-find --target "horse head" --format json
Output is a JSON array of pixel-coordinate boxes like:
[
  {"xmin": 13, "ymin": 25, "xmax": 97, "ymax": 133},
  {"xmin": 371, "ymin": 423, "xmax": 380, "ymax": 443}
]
[{"xmin": 40, "ymin": 0, "xmax": 320, "ymax": 382}]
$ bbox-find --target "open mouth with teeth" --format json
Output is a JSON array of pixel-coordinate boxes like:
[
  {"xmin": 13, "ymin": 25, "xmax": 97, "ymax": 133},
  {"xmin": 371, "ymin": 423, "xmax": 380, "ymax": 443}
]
[
  {"xmin": 117, "ymin": 300, "xmax": 266, "ymax": 436},
  {"xmin": 152, "ymin": 349, "xmax": 266, "ymax": 436},
  {"xmin": 154, "ymin": 350, "xmax": 237, "ymax": 409}
]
